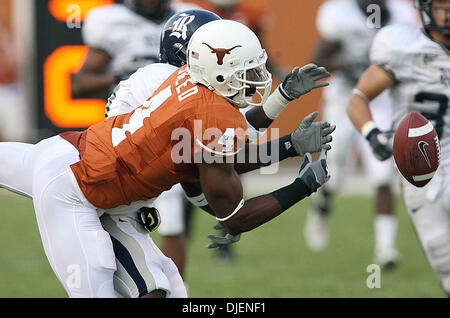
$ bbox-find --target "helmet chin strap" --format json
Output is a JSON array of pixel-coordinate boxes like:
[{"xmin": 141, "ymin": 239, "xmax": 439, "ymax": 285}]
[
  {"xmin": 225, "ymin": 94, "xmax": 247, "ymax": 108},
  {"xmin": 437, "ymin": 27, "xmax": 450, "ymax": 40},
  {"xmin": 437, "ymin": 14, "xmax": 450, "ymax": 39},
  {"xmin": 421, "ymin": 7, "xmax": 450, "ymax": 41}
]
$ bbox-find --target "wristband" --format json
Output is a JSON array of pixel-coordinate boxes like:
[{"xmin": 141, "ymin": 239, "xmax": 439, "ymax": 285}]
[
  {"xmin": 278, "ymin": 84, "xmax": 295, "ymax": 102},
  {"xmin": 259, "ymin": 134, "xmax": 298, "ymax": 165},
  {"xmin": 271, "ymin": 178, "xmax": 312, "ymax": 212},
  {"xmin": 262, "ymin": 84, "xmax": 291, "ymax": 120},
  {"xmin": 361, "ymin": 120, "xmax": 377, "ymax": 139},
  {"xmin": 352, "ymin": 88, "xmax": 371, "ymax": 104},
  {"xmin": 185, "ymin": 192, "xmax": 209, "ymax": 207}
]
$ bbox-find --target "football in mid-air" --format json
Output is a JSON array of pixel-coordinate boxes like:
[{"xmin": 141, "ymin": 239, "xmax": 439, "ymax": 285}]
[{"xmin": 393, "ymin": 112, "xmax": 441, "ymax": 187}]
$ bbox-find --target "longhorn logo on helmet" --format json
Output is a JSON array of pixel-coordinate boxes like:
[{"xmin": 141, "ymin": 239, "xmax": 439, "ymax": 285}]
[{"xmin": 202, "ymin": 43, "xmax": 242, "ymax": 65}]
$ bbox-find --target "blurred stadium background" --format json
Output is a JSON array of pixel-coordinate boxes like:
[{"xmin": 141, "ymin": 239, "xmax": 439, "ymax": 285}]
[{"xmin": 0, "ymin": 0, "xmax": 445, "ymax": 297}]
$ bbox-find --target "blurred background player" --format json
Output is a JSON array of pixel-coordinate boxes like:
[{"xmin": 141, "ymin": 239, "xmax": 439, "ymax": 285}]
[
  {"xmin": 72, "ymin": 0, "xmax": 195, "ymax": 96},
  {"xmin": 71, "ymin": 0, "xmax": 198, "ymax": 279},
  {"xmin": 304, "ymin": 0, "xmax": 418, "ymax": 268},
  {"xmin": 0, "ymin": 14, "xmax": 28, "ymax": 142},
  {"xmin": 347, "ymin": 0, "xmax": 450, "ymax": 295},
  {"xmin": 183, "ymin": 0, "xmax": 289, "ymax": 81}
]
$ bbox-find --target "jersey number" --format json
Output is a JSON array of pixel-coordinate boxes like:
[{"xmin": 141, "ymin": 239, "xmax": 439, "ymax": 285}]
[
  {"xmin": 111, "ymin": 86, "xmax": 172, "ymax": 147},
  {"xmin": 414, "ymin": 92, "xmax": 449, "ymax": 138}
]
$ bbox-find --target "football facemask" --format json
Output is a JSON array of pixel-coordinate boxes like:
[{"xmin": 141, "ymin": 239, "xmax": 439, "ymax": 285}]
[
  {"xmin": 226, "ymin": 51, "xmax": 272, "ymax": 107},
  {"xmin": 416, "ymin": 0, "xmax": 450, "ymax": 39}
]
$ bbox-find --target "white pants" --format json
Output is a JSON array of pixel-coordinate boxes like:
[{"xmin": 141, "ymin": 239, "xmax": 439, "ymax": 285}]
[
  {"xmin": 101, "ymin": 212, "xmax": 187, "ymax": 298},
  {"xmin": 154, "ymin": 184, "xmax": 186, "ymax": 236},
  {"xmin": 0, "ymin": 136, "xmax": 187, "ymax": 297},
  {"xmin": 322, "ymin": 88, "xmax": 394, "ymax": 191},
  {"xmin": 401, "ymin": 165, "xmax": 450, "ymax": 295}
]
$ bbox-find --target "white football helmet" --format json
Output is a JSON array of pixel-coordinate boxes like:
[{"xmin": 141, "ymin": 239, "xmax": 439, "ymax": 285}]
[{"xmin": 186, "ymin": 19, "xmax": 272, "ymax": 108}]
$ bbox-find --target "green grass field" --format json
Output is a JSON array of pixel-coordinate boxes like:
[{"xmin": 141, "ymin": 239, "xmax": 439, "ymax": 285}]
[{"xmin": 0, "ymin": 193, "xmax": 445, "ymax": 298}]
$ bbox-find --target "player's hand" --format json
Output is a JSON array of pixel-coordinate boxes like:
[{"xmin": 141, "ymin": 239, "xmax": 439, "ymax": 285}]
[
  {"xmin": 297, "ymin": 149, "xmax": 330, "ymax": 194},
  {"xmin": 207, "ymin": 223, "xmax": 241, "ymax": 249},
  {"xmin": 291, "ymin": 111, "xmax": 336, "ymax": 156},
  {"xmin": 366, "ymin": 128, "xmax": 393, "ymax": 161},
  {"xmin": 280, "ymin": 64, "xmax": 330, "ymax": 99},
  {"xmin": 139, "ymin": 207, "xmax": 161, "ymax": 233}
]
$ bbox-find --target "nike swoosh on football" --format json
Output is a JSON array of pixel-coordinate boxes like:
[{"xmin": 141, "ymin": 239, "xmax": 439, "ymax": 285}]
[{"xmin": 418, "ymin": 141, "xmax": 431, "ymax": 168}]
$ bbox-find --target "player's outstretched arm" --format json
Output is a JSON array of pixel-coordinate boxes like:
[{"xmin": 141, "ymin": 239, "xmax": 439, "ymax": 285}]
[
  {"xmin": 182, "ymin": 113, "xmax": 334, "ymax": 215},
  {"xmin": 347, "ymin": 64, "xmax": 395, "ymax": 161},
  {"xmin": 234, "ymin": 111, "xmax": 335, "ymax": 174},
  {"xmin": 245, "ymin": 64, "xmax": 331, "ymax": 129},
  {"xmin": 197, "ymin": 149, "xmax": 330, "ymax": 236},
  {"xmin": 311, "ymin": 39, "xmax": 343, "ymax": 73}
]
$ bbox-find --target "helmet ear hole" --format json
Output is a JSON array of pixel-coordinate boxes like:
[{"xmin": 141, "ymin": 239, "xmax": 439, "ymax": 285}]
[{"xmin": 216, "ymin": 75, "xmax": 225, "ymax": 83}]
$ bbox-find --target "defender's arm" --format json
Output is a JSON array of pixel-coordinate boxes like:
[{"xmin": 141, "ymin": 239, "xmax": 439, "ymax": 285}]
[
  {"xmin": 347, "ymin": 64, "xmax": 396, "ymax": 161},
  {"xmin": 311, "ymin": 39, "xmax": 342, "ymax": 73},
  {"xmin": 72, "ymin": 48, "xmax": 117, "ymax": 96},
  {"xmin": 347, "ymin": 64, "xmax": 395, "ymax": 133}
]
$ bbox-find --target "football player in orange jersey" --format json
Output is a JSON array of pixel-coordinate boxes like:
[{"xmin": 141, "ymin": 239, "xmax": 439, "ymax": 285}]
[
  {"xmin": 72, "ymin": 0, "xmax": 199, "ymax": 287},
  {"xmin": 0, "ymin": 20, "xmax": 334, "ymax": 297},
  {"xmin": 101, "ymin": 8, "xmax": 332, "ymax": 296},
  {"xmin": 101, "ymin": 9, "xmax": 223, "ymax": 287}
]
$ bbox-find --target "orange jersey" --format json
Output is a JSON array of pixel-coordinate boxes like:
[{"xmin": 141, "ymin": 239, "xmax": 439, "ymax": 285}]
[
  {"xmin": 184, "ymin": 0, "xmax": 269, "ymax": 33},
  {"xmin": 61, "ymin": 66, "xmax": 248, "ymax": 209}
]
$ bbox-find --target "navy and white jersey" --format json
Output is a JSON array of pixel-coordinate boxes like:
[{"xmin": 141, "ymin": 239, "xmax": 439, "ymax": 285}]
[
  {"xmin": 316, "ymin": 0, "xmax": 418, "ymax": 96},
  {"xmin": 82, "ymin": 2, "xmax": 196, "ymax": 76},
  {"xmin": 371, "ymin": 24, "xmax": 450, "ymax": 166},
  {"xmin": 105, "ymin": 63, "xmax": 178, "ymax": 118}
]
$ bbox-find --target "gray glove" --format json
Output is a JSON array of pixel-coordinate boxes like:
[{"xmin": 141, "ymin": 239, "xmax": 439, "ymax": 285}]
[
  {"xmin": 298, "ymin": 149, "xmax": 330, "ymax": 193},
  {"xmin": 291, "ymin": 111, "xmax": 336, "ymax": 156},
  {"xmin": 207, "ymin": 223, "xmax": 241, "ymax": 249},
  {"xmin": 281, "ymin": 64, "xmax": 330, "ymax": 99}
]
